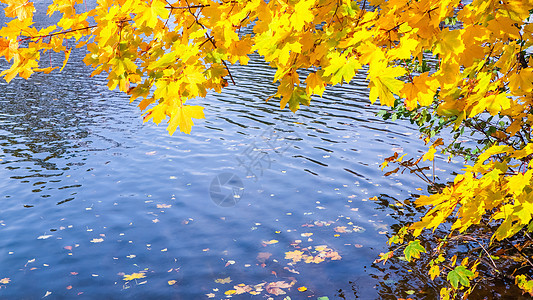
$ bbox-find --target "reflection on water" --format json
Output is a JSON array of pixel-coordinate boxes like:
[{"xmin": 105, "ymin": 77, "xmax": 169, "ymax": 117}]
[{"xmin": 0, "ymin": 15, "xmax": 465, "ymax": 300}]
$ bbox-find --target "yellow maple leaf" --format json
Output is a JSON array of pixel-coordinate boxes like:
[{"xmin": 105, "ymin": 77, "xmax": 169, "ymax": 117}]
[
  {"xmin": 290, "ymin": 0, "xmax": 315, "ymax": 31},
  {"xmin": 123, "ymin": 273, "xmax": 146, "ymax": 281},
  {"xmin": 5, "ymin": 0, "xmax": 35, "ymax": 20},
  {"xmin": 401, "ymin": 72, "xmax": 438, "ymax": 109},
  {"xmin": 368, "ymin": 62, "xmax": 405, "ymax": 106},
  {"xmin": 434, "ymin": 28, "xmax": 465, "ymax": 61},
  {"xmin": 422, "ymin": 146, "xmax": 437, "ymax": 161},
  {"xmin": 429, "ymin": 265, "xmax": 440, "ymax": 280},
  {"xmin": 167, "ymin": 105, "xmax": 205, "ymax": 135},
  {"xmin": 305, "ymin": 72, "xmax": 326, "ymax": 96}
]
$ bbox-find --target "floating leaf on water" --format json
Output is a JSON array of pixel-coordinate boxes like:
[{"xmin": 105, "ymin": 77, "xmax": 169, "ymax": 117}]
[
  {"xmin": 123, "ymin": 273, "xmax": 146, "ymax": 281},
  {"xmin": 90, "ymin": 238, "xmax": 104, "ymax": 243},
  {"xmin": 285, "ymin": 250, "xmax": 304, "ymax": 263},
  {"xmin": 334, "ymin": 226, "xmax": 349, "ymax": 233},
  {"xmin": 0, "ymin": 278, "xmax": 10, "ymax": 284},
  {"xmin": 168, "ymin": 280, "xmax": 177, "ymax": 285},
  {"xmin": 215, "ymin": 277, "xmax": 232, "ymax": 284},
  {"xmin": 225, "ymin": 260, "xmax": 235, "ymax": 267},
  {"xmin": 298, "ymin": 286, "xmax": 307, "ymax": 292},
  {"xmin": 284, "ymin": 267, "xmax": 300, "ymax": 274},
  {"xmin": 257, "ymin": 252, "xmax": 272, "ymax": 263},
  {"xmin": 234, "ymin": 284, "xmax": 253, "ymax": 294},
  {"xmin": 265, "ymin": 281, "xmax": 293, "ymax": 296},
  {"xmin": 43, "ymin": 291, "xmax": 52, "ymax": 298},
  {"xmin": 206, "ymin": 293, "xmax": 215, "ymax": 298},
  {"xmin": 262, "ymin": 240, "xmax": 279, "ymax": 245}
]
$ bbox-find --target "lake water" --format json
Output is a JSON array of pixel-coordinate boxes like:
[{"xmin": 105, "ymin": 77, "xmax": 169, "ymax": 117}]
[{"xmin": 0, "ymin": 8, "xmax": 462, "ymax": 300}]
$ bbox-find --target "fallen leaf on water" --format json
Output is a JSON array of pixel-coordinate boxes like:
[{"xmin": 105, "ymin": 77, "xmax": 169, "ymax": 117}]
[
  {"xmin": 301, "ymin": 232, "xmax": 313, "ymax": 237},
  {"xmin": 64, "ymin": 246, "xmax": 72, "ymax": 251},
  {"xmin": 25, "ymin": 259, "xmax": 35, "ymax": 267},
  {"xmin": 284, "ymin": 267, "xmax": 300, "ymax": 274},
  {"xmin": 43, "ymin": 291, "xmax": 52, "ymax": 297},
  {"xmin": 90, "ymin": 238, "xmax": 103, "ymax": 243},
  {"xmin": 38, "ymin": 235, "xmax": 52, "ymax": 240},
  {"xmin": 123, "ymin": 273, "xmax": 146, "ymax": 281},
  {"xmin": 206, "ymin": 293, "xmax": 215, "ymax": 298},
  {"xmin": 285, "ymin": 250, "xmax": 304, "ymax": 263},
  {"xmin": 334, "ymin": 226, "xmax": 349, "ymax": 233},
  {"xmin": 224, "ymin": 290, "xmax": 236, "ymax": 295},
  {"xmin": 262, "ymin": 240, "xmax": 278, "ymax": 245},
  {"xmin": 168, "ymin": 280, "xmax": 177, "ymax": 285},
  {"xmin": 215, "ymin": 277, "xmax": 232, "ymax": 284},
  {"xmin": 152, "ymin": 219, "xmax": 159, "ymax": 223},
  {"xmin": 70, "ymin": 272, "xmax": 78, "ymax": 275},
  {"xmin": 234, "ymin": 284, "xmax": 252, "ymax": 294},
  {"xmin": 225, "ymin": 260, "xmax": 235, "ymax": 267},
  {"xmin": 257, "ymin": 252, "xmax": 272, "ymax": 263},
  {"xmin": 66, "ymin": 286, "xmax": 72, "ymax": 290},
  {"xmin": 0, "ymin": 278, "xmax": 10, "ymax": 284},
  {"xmin": 298, "ymin": 286, "xmax": 307, "ymax": 292},
  {"xmin": 145, "ymin": 151, "xmax": 156, "ymax": 155},
  {"xmin": 265, "ymin": 281, "xmax": 293, "ymax": 296},
  {"xmin": 157, "ymin": 204, "xmax": 172, "ymax": 209}
]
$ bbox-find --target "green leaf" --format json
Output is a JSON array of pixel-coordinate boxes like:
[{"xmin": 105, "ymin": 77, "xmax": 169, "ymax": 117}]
[
  {"xmin": 288, "ymin": 86, "xmax": 311, "ymax": 112},
  {"xmin": 403, "ymin": 240, "xmax": 426, "ymax": 262},
  {"xmin": 317, "ymin": 297, "xmax": 329, "ymax": 300},
  {"xmin": 447, "ymin": 265, "xmax": 475, "ymax": 289}
]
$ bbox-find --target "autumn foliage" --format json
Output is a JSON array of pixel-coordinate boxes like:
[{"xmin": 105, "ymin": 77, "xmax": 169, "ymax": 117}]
[{"xmin": 1, "ymin": 0, "xmax": 533, "ymax": 298}]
